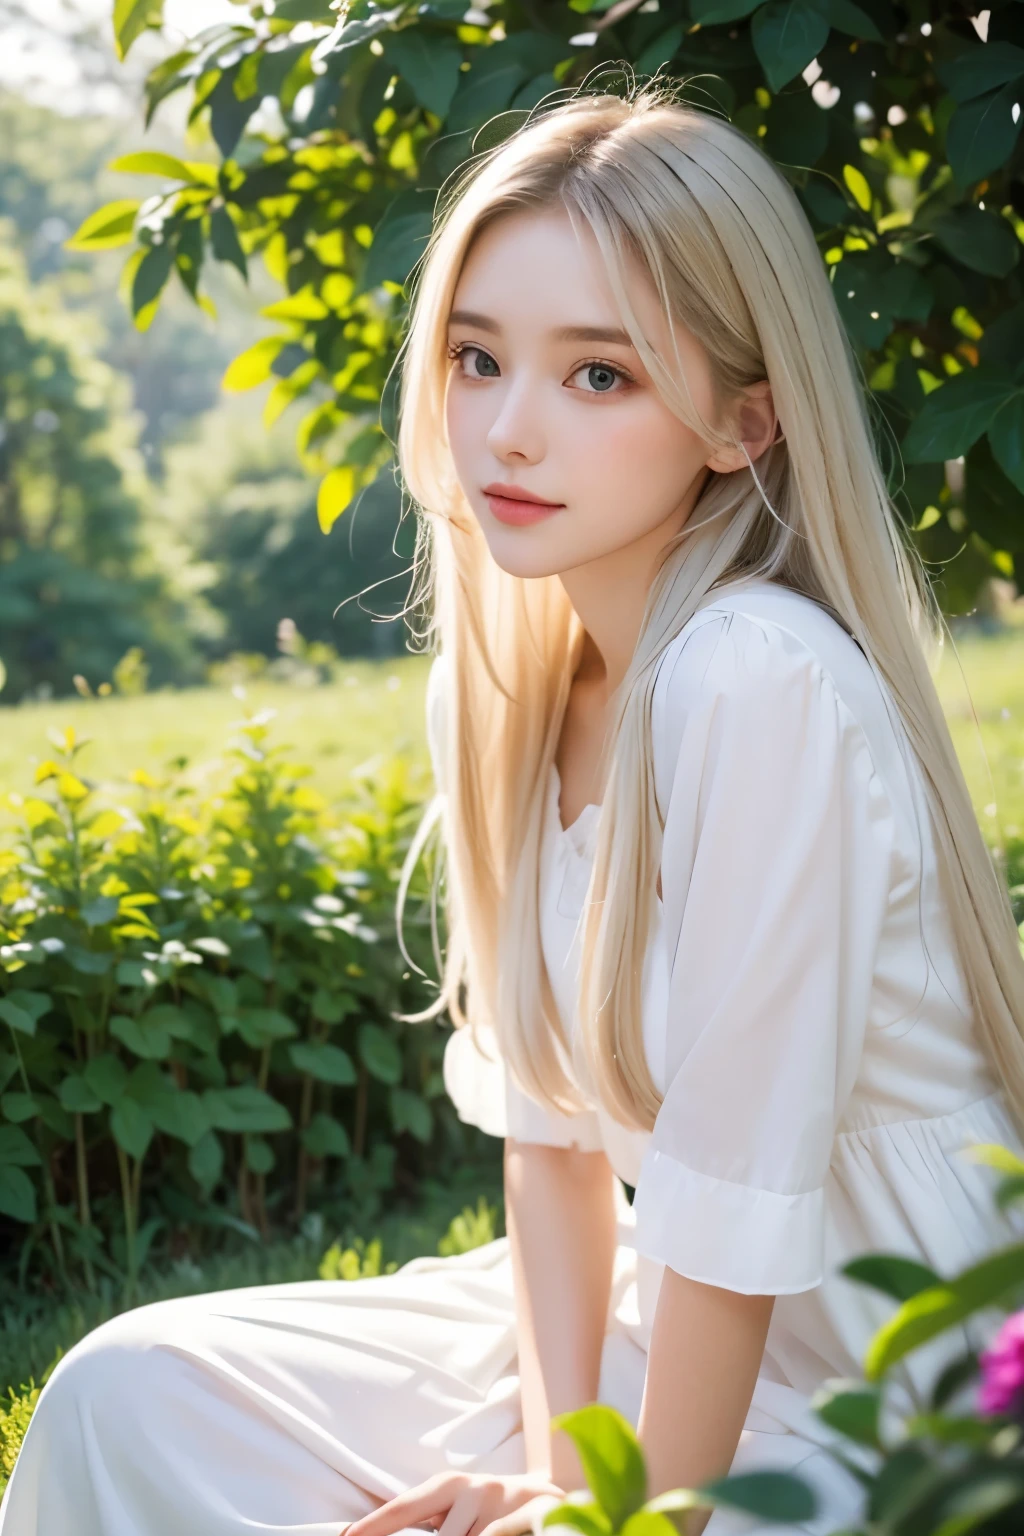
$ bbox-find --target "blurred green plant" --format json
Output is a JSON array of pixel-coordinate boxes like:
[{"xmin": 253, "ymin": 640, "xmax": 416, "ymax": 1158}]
[
  {"xmin": 73, "ymin": 0, "xmax": 1024, "ymax": 608},
  {"xmin": 544, "ymin": 1143, "xmax": 1024, "ymax": 1536},
  {"xmin": 437, "ymin": 1194, "xmax": 498, "ymax": 1255},
  {"xmin": 0, "ymin": 701, "xmax": 472, "ymax": 1297}
]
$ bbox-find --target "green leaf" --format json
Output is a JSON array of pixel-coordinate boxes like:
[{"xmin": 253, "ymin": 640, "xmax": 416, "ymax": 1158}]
[
  {"xmin": 0, "ymin": 1093, "xmax": 36, "ymax": 1123},
  {"xmin": 245, "ymin": 1136, "xmax": 275, "ymax": 1175},
  {"xmin": 81, "ymin": 895, "xmax": 120, "ymax": 928},
  {"xmin": 541, "ymin": 1499, "xmax": 613, "ymax": 1536},
  {"xmin": 0, "ymin": 1166, "xmax": 37, "ymax": 1224},
  {"xmin": 110, "ymin": 1012, "xmax": 172, "ymax": 1060},
  {"xmin": 938, "ymin": 41, "xmax": 1024, "ymax": 103},
  {"xmin": 634, "ymin": 24, "xmax": 684, "ymax": 77},
  {"xmin": 865, "ymin": 1242, "xmax": 1024, "ymax": 1379},
  {"xmin": 763, "ymin": 88, "xmax": 829, "ymax": 167},
  {"xmin": 382, "ymin": 31, "xmax": 463, "ymax": 118},
  {"xmin": 132, "ymin": 239, "xmax": 176, "ymax": 318},
  {"xmin": 84, "ymin": 1054, "xmax": 128, "ymax": 1106},
  {"xmin": 142, "ymin": 1005, "xmax": 196, "ymax": 1040},
  {"xmin": 390, "ymin": 1087, "xmax": 432, "ymax": 1143},
  {"xmin": 303, "ymin": 1113, "xmax": 351, "ymax": 1158},
  {"xmin": 965, "ymin": 435, "xmax": 1024, "ymax": 554},
  {"xmin": 902, "ymin": 368, "xmax": 1015, "ymax": 463},
  {"xmin": 0, "ymin": 1000, "xmax": 35, "ymax": 1036},
  {"xmin": 111, "ymin": 1098, "xmax": 154, "ymax": 1160},
  {"xmin": 619, "ymin": 1513, "xmax": 679, "ymax": 1536},
  {"xmin": 551, "ymin": 1406, "xmax": 647, "ymax": 1528},
  {"xmin": 932, "ymin": 207, "xmax": 1020, "ymax": 279},
  {"xmin": 189, "ymin": 1129, "xmax": 224, "ymax": 1192},
  {"xmin": 236, "ymin": 1008, "xmax": 297, "ymax": 1048},
  {"xmin": 203, "ymin": 1086, "xmax": 292, "ymax": 1134},
  {"xmin": 360, "ymin": 189, "xmax": 436, "ymax": 293},
  {"xmin": 65, "ymin": 947, "xmax": 114, "ymax": 976},
  {"xmin": 698, "ymin": 1471, "xmax": 817, "ymax": 1523},
  {"xmin": 223, "ymin": 337, "xmax": 286, "ymax": 392},
  {"xmin": 65, "ymin": 199, "xmax": 141, "ymax": 251},
  {"xmin": 689, "ymin": 0, "xmax": 761, "ymax": 22},
  {"xmin": 109, "ymin": 151, "xmax": 198, "ymax": 181},
  {"xmin": 312, "ymin": 988, "xmax": 352, "ymax": 1025},
  {"xmin": 810, "ymin": 1380, "xmax": 881, "ymax": 1446},
  {"xmin": 131, "ymin": 1081, "xmax": 208, "ymax": 1146},
  {"xmin": 210, "ymin": 205, "xmax": 248, "ymax": 280},
  {"xmin": 317, "ymin": 466, "xmax": 356, "ymax": 534},
  {"xmin": 358, "ymin": 1023, "xmax": 403, "ymax": 1085},
  {"xmin": 5, "ymin": 992, "xmax": 51, "ymax": 1025},
  {"xmin": 946, "ymin": 85, "xmax": 1024, "ymax": 188},
  {"xmin": 290, "ymin": 1040, "xmax": 357, "ymax": 1085},
  {"xmin": 0, "ymin": 1125, "xmax": 42, "ymax": 1167},
  {"xmin": 840, "ymin": 1253, "xmax": 941, "ymax": 1302},
  {"xmin": 58, "ymin": 1075, "xmax": 103, "ymax": 1114},
  {"xmin": 827, "ymin": 0, "xmax": 882, "ymax": 41},
  {"xmin": 36, "ymin": 1095, "xmax": 74, "ymax": 1138},
  {"xmin": 989, "ymin": 394, "xmax": 1024, "ymax": 495},
  {"xmin": 113, "ymin": 0, "xmax": 164, "ymax": 61},
  {"xmin": 751, "ymin": 1, "xmax": 831, "ymax": 93}
]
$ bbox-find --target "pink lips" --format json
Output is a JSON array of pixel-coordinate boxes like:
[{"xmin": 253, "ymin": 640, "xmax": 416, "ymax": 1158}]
[{"xmin": 482, "ymin": 484, "xmax": 564, "ymax": 526}]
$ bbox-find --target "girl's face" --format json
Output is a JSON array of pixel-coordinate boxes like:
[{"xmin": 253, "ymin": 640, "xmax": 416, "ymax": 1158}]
[{"xmin": 443, "ymin": 204, "xmax": 745, "ymax": 581}]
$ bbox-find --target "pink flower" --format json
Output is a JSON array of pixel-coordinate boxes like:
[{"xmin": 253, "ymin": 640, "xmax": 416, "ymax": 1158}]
[{"xmin": 978, "ymin": 1310, "xmax": 1024, "ymax": 1418}]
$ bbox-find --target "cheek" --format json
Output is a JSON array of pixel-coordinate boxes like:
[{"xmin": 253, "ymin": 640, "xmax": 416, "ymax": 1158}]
[{"xmin": 568, "ymin": 399, "xmax": 708, "ymax": 500}]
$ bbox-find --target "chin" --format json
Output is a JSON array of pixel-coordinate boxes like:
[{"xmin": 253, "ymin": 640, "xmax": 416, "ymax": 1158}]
[{"xmin": 475, "ymin": 525, "xmax": 564, "ymax": 577}]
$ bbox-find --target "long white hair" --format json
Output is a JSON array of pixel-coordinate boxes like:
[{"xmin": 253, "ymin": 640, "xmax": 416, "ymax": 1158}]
[{"xmin": 390, "ymin": 78, "xmax": 1024, "ymax": 1135}]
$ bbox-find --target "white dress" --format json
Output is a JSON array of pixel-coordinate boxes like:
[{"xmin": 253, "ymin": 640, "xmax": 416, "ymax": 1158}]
[{"xmin": 3, "ymin": 577, "xmax": 1022, "ymax": 1536}]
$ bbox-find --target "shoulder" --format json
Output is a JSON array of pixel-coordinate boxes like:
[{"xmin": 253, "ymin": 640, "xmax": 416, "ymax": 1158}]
[{"xmin": 650, "ymin": 580, "xmax": 900, "ymax": 808}]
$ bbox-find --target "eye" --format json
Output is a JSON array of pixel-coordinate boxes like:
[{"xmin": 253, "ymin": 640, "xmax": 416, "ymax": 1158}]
[
  {"xmin": 569, "ymin": 361, "xmax": 633, "ymax": 395},
  {"xmin": 446, "ymin": 341, "xmax": 499, "ymax": 378}
]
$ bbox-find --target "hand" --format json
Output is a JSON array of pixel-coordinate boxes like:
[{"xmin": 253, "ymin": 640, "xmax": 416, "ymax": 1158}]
[{"xmin": 341, "ymin": 1470, "xmax": 567, "ymax": 1536}]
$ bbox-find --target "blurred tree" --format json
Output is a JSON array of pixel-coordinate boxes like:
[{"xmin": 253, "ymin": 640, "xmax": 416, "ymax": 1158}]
[
  {"xmin": 0, "ymin": 89, "xmax": 254, "ymax": 470},
  {"xmin": 161, "ymin": 400, "xmax": 412, "ymax": 661},
  {"xmin": 0, "ymin": 231, "xmax": 203, "ymax": 697}
]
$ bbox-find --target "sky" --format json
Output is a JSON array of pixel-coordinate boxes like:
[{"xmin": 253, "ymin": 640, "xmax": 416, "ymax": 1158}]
[{"xmin": 1, "ymin": 0, "xmax": 246, "ymax": 114}]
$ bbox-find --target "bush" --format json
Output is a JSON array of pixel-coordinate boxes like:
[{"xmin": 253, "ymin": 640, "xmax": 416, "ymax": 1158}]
[
  {"xmin": 0, "ymin": 701, "xmax": 489, "ymax": 1296},
  {"xmin": 544, "ymin": 1143, "xmax": 1024, "ymax": 1535}
]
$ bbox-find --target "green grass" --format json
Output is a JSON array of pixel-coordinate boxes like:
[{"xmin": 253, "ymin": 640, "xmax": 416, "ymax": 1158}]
[
  {"xmin": 0, "ymin": 654, "xmax": 434, "ymax": 800},
  {"xmin": 2, "ymin": 632, "xmax": 1022, "ymax": 841},
  {"xmin": 935, "ymin": 629, "xmax": 1024, "ymax": 850}
]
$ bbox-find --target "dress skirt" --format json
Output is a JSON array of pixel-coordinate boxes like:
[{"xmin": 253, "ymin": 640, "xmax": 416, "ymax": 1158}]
[{"xmin": 0, "ymin": 1226, "xmax": 866, "ymax": 1536}]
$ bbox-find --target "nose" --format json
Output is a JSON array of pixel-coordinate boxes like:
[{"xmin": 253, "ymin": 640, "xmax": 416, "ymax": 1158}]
[{"xmin": 484, "ymin": 373, "xmax": 545, "ymax": 464}]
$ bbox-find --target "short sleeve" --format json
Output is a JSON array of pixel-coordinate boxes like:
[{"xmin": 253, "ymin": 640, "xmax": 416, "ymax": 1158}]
[
  {"xmin": 631, "ymin": 611, "xmax": 897, "ymax": 1294},
  {"xmin": 426, "ymin": 654, "xmax": 605, "ymax": 1152}
]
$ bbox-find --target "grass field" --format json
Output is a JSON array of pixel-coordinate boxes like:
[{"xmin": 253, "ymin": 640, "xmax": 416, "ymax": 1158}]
[
  {"xmin": 0, "ymin": 631, "xmax": 1022, "ymax": 838},
  {"xmin": 0, "ymin": 654, "xmax": 435, "ymax": 802}
]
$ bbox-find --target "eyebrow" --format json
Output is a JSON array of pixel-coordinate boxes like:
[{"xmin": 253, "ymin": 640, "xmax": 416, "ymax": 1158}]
[{"xmin": 447, "ymin": 309, "xmax": 636, "ymax": 348}]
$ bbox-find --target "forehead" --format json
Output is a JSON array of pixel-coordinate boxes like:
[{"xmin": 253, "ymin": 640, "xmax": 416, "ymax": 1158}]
[{"xmin": 450, "ymin": 204, "xmax": 642, "ymax": 329}]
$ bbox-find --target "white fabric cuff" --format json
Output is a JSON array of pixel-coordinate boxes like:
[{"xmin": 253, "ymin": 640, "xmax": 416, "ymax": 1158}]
[{"xmin": 631, "ymin": 1146, "xmax": 825, "ymax": 1295}]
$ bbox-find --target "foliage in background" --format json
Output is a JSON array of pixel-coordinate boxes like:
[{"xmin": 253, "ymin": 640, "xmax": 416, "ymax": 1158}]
[
  {"xmin": 160, "ymin": 400, "xmax": 412, "ymax": 662},
  {"xmin": 543, "ymin": 1146, "xmax": 1024, "ymax": 1535},
  {"xmin": 0, "ymin": 231, "xmax": 203, "ymax": 700},
  {"xmin": 85, "ymin": 0, "xmax": 1024, "ymax": 613},
  {"xmin": 0, "ymin": 701, "xmax": 491, "ymax": 1299}
]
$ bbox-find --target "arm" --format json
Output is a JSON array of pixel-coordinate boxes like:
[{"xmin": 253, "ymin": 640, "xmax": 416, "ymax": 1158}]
[
  {"xmin": 504, "ymin": 1138, "xmax": 619, "ymax": 1491},
  {"xmin": 638, "ymin": 1271, "xmax": 775, "ymax": 1536}
]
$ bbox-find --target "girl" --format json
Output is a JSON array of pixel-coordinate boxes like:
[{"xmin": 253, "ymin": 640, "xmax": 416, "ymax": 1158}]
[{"xmin": 4, "ymin": 77, "xmax": 1024, "ymax": 1536}]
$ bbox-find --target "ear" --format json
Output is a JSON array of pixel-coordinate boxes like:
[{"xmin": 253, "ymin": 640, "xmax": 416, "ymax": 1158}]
[{"xmin": 704, "ymin": 380, "xmax": 780, "ymax": 475}]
